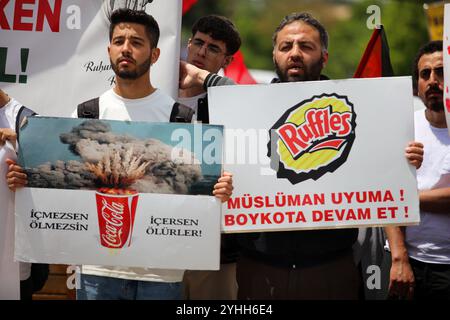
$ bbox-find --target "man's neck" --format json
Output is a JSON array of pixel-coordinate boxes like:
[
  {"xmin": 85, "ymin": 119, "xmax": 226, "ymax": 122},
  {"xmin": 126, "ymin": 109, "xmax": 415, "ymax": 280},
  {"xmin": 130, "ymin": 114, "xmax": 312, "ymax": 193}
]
[
  {"xmin": 425, "ymin": 108, "xmax": 447, "ymax": 129},
  {"xmin": 113, "ymin": 75, "xmax": 156, "ymax": 99}
]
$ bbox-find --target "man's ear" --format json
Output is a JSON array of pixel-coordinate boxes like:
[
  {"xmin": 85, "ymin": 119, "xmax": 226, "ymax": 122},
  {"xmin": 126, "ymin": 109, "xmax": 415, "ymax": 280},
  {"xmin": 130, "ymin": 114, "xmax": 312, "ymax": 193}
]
[
  {"xmin": 321, "ymin": 51, "xmax": 329, "ymax": 69},
  {"xmin": 222, "ymin": 55, "xmax": 234, "ymax": 69},
  {"xmin": 151, "ymin": 47, "xmax": 160, "ymax": 65}
]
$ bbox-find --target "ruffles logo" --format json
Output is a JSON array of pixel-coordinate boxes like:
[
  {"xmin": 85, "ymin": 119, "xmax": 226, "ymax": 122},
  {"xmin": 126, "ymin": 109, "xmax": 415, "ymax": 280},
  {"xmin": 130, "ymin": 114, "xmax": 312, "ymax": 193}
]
[{"xmin": 268, "ymin": 93, "xmax": 357, "ymax": 184}]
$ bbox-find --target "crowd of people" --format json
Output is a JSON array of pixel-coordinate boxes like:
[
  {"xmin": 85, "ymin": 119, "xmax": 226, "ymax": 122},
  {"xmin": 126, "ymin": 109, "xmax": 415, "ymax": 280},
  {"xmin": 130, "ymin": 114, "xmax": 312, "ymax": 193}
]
[{"xmin": 0, "ymin": 7, "xmax": 449, "ymax": 300}]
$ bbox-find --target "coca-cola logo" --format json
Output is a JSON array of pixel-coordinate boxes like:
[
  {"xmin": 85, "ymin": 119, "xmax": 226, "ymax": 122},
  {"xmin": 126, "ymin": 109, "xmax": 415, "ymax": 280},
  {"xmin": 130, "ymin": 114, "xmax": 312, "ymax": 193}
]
[
  {"xmin": 100, "ymin": 199, "xmax": 125, "ymax": 248},
  {"xmin": 268, "ymin": 93, "xmax": 356, "ymax": 184}
]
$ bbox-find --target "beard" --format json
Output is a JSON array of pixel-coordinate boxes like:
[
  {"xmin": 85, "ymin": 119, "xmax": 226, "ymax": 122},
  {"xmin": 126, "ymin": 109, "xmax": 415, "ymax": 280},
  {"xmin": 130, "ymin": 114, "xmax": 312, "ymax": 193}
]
[
  {"xmin": 426, "ymin": 99, "xmax": 444, "ymax": 112},
  {"xmin": 110, "ymin": 56, "xmax": 151, "ymax": 80},
  {"xmin": 274, "ymin": 55, "xmax": 324, "ymax": 83},
  {"xmin": 424, "ymin": 85, "xmax": 445, "ymax": 112}
]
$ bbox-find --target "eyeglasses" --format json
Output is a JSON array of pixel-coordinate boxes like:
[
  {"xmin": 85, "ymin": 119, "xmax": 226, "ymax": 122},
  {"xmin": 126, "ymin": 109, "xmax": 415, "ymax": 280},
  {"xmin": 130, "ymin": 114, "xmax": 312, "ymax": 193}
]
[{"xmin": 190, "ymin": 38, "xmax": 225, "ymax": 57}]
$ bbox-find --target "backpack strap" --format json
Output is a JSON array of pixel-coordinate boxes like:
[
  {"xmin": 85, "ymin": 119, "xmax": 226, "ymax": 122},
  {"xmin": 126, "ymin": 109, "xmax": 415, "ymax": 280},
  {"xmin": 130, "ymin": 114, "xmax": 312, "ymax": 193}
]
[
  {"xmin": 170, "ymin": 102, "xmax": 194, "ymax": 123},
  {"xmin": 77, "ymin": 97, "xmax": 100, "ymax": 119},
  {"xmin": 15, "ymin": 106, "xmax": 36, "ymax": 143},
  {"xmin": 77, "ymin": 99, "xmax": 193, "ymax": 122},
  {"xmin": 196, "ymin": 96, "xmax": 209, "ymax": 124}
]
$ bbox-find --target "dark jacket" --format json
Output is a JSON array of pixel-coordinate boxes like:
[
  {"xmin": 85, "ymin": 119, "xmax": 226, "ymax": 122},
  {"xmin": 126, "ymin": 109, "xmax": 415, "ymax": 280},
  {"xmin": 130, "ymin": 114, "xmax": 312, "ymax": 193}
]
[
  {"xmin": 237, "ymin": 229, "xmax": 358, "ymax": 268},
  {"xmin": 197, "ymin": 73, "xmax": 236, "ymax": 123},
  {"xmin": 197, "ymin": 73, "xmax": 239, "ymax": 264}
]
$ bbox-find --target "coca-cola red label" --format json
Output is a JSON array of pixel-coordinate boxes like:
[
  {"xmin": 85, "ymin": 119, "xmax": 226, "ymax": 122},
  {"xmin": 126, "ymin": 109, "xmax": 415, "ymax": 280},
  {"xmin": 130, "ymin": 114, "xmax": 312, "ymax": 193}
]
[{"xmin": 95, "ymin": 192, "xmax": 139, "ymax": 249}]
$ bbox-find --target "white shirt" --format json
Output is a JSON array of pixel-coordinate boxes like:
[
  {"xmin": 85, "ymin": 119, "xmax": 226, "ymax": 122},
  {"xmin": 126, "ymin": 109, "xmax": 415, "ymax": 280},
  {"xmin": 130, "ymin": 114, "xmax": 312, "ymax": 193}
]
[
  {"xmin": 178, "ymin": 92, "xmax": 206, "ymax": 123},
  {"xmin": 405, "ymin": 110, "xmax": 450, "ymax": 264},
  {"xmin": 77, "ymin": 89, "xmax": 185, "ymax": 282},
  {"xmin": 0, "ymin": 98, "xmax": 30, "ymax": 300}
]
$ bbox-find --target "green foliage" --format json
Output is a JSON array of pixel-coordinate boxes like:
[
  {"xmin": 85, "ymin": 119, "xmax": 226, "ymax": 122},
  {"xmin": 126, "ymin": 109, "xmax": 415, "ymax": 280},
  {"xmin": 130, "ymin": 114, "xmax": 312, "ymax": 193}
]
[
  {"xmin": 182, "ymin": 0, "xmax": 429, "ymax": 79},
  {"xmin": 326, "ymin": 0, "xmax": 429, "ymax": 79}
]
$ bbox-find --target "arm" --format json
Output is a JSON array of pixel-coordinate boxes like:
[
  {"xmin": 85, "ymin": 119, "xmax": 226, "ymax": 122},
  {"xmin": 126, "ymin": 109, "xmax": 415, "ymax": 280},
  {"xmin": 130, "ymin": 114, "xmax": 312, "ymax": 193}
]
[
  {"xmin": 384, "ymin": 226, "xmax": 415, "ymax": 299},
  {"xmin": 5, "ymin": 158, "xmax": 28, "ymax": 191},
  {"xmin": 0, "ymin": 90, "xmax": 16, "ymax": 148},
  {"xmin": 213, "ymin": 171, "xmax": 233, "ymax": 203},
  {"xmin": 203, "ymin": 73, "xmax": 236, "ymax": 89},
  {"xmin": 382, "ymin": 142, "xmax": 424, "ymax": 298},
  {"xmin": 0, "ymin": 128, "xmax": 17, "ymax": 148},
  {"xmin": 419, "ymin": 187, "xmax": 450, "ymax": 213},
  {"xmin": 405, "ymin": 141, "xmax": 423, "ymax": 169},
  {"xmin": 179, "ymin": 61, "xmax": 235, "ymax": 90},
  {"xmin": 0, "ymin": 89, "xmax": 10, "ymax": 107}
]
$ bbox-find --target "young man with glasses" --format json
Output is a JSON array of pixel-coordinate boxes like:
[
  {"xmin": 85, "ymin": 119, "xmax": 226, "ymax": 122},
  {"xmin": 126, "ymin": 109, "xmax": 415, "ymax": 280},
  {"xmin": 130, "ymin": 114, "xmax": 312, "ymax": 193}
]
[
  {"xmin": 178, "ymin": 15, "xmax": 241, "ymax": 300},
  {"xmin": 178, "ymin": 15, "xmax": 240, "ymax": 123}
]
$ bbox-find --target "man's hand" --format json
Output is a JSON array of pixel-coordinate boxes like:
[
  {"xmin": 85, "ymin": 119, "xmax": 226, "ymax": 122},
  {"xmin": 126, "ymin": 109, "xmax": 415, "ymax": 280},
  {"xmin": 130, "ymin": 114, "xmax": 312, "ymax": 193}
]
[
  {"xmin": 388, "ymin": 254, "xmax": 415, "ymax": 300},
  {"xmin": 179, "ymin": 61, "xmax": 209, "ymax": 90},
  {"xmin": 5, "ymin": 159, "xmax": 27, "ymax": 191},
  {"xmin": 405, "ymin": 141, "xmax": 424, "ymax": 169},
  {"xmin": 213, "ymin": 171, "xmax": 233, "ymax": 203},
  {"xmin": 385, "ymin": 226, "xmax": 415, "ymax": 300},
  {"xmin": 0, "ymin": 128, "xmax": 17, "ymax": 147}
]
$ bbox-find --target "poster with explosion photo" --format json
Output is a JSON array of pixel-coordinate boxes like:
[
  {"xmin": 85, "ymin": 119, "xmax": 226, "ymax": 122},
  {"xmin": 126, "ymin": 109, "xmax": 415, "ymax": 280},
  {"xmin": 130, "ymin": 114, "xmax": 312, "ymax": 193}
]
[
  {"xmin": 209, "ymin": 76, "xmax": 420, "ymax": 232},
  {"xmin": 14, "ymin": 117, "xmax": 223, "ymax": 270}
]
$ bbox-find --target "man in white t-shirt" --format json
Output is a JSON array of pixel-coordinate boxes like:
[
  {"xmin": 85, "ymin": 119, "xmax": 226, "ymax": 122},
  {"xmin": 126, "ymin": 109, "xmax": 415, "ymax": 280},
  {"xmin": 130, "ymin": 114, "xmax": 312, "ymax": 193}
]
[
  {"xmin": 178, "ymin": 15, "xmax": 240, "ymax": 300},
  {"xmin": 6, "ymin": 9, "xmax": 233, "ymax": 300},
  {"xmin": 405, "ymin": 40, "xmax": 450, "ymax": 299},
  {"xmin": 0, "ymin": 89, "xmax": 40, "ymax": 300},
  {"xmin": 0, "ymin": 89, "xmax": 22, "ymax": 300}
]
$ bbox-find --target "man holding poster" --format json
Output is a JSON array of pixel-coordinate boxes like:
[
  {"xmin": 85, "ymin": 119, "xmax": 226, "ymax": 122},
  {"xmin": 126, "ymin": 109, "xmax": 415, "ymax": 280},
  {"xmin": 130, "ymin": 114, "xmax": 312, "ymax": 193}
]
[
  {"xmin": 405, "ymin": 40, "xmax": 450, "ymax": 299},
  {"xmin": 0, "ymin": 90, "xmax": 49, "ymax": 300},
  {"xmin": 233, "ymin": 12, "xmax": 358, "ymax": 300},
  {"xmin": 0, "ymin": 89, "xmax": 22, "ymax": 300},
  {"xmin": 179, "ymin": 14, "xmax": 241, "ymax": 301},
  {"xmin": 204, "ymin": 12, "xmax": 422, "ymax": 300},
  {"xmin": 6, "ymin": 9, "xmax": 233, "ymax": 300}
]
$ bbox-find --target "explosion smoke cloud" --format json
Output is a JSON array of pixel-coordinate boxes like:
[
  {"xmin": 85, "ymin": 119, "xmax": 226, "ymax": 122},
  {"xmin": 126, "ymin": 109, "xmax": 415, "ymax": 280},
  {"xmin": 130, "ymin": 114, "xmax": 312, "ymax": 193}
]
[{"xmin": 26, "ymin": 120, "xmax": 203, "ymax": 194}]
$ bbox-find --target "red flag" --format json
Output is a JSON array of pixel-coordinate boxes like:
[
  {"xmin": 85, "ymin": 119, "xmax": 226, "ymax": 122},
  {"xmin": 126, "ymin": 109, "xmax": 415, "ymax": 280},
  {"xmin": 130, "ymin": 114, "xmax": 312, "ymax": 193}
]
[
  {"xmin": 354, "ymin": 25, "xmax": 394, "ymax": 78},
  {"xmin": 224, "ymin": 51, "xmax": 258, "ymax": 84},
  {"xmin": 182, "ymin": 0, "xmax": 198, "ymax": 15}
]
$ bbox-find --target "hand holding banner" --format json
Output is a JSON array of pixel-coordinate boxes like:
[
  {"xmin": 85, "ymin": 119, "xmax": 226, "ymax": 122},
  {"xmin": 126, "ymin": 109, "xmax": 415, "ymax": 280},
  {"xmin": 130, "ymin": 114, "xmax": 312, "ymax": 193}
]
[
  {"xmin": 15, "ymin": 117, "xmax": 224, "ymax": 270},
  {"xmin": 208, "ymin": 77, "xmax": 420, "ymax": 233}
]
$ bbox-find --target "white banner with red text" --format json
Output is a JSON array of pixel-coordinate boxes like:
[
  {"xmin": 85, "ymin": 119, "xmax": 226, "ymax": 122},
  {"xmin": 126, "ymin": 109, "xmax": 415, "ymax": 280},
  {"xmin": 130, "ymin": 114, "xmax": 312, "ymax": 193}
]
[
  {"xmin": 209, "ymin": 77, "xmax": 420, "ymax": 232},
  {"xmin": 14, "ymin": 117, "xmax": 224, "ymax": 269},
  {"xmin": 0, "ymin": 0, "xmax": 181, "ymax": 116},
  {"xmin": 15, "ymin": 189, "xmax": 220, "ymax": 270}
]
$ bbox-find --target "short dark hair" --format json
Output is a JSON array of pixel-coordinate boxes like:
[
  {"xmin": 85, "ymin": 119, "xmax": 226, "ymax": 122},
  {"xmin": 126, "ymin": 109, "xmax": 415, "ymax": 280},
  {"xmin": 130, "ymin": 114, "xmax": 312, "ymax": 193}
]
[
  {"xmin": 191, "ymin": 15, "xmax": 241, "ymax": 55},
  {"xmin": 412, "ymin": 40, "xmax": 443, "ymax": 94},
  {"xmin": 109, "ymin": 8, "xmax": 160, "ymax": 48},
  {"xmin": 273, "ymin": 12, "xmax": 328, "ymax": 52}
]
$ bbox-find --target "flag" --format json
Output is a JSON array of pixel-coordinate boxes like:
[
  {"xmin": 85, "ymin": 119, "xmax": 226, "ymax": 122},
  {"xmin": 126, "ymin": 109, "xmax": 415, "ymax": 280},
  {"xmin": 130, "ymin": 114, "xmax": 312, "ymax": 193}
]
[
  {"xmin": 183, "ymin": 0, "xmax": 198, "ymax": 15},
  {"xmin": 354, "ymin": 25, "xmax": 394, "ymax": 78},
  {"xmin": 224, "ymin": 51, "xmax": 258, "ymax": 84}
]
